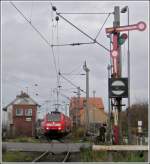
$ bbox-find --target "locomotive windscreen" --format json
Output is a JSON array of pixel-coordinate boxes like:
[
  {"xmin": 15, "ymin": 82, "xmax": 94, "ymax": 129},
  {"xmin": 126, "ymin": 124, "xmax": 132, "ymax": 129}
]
[{"xmin": 47, "ymin": 113, "xmax": 61, "ymax": 122}]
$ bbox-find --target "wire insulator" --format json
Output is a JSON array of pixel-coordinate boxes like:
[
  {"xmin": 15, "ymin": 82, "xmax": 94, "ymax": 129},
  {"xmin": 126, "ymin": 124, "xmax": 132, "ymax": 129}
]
[
  {"xmin": 55, "ymin": 16, "xmax": 59, "ymax": 21},
  {"xmin": 52, "ymin": 6, "xmax": 57, "ymax": 11}
]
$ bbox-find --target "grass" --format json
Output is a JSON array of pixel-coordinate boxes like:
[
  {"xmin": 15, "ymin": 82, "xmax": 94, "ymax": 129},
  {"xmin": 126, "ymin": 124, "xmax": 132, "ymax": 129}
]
[
  {"xmin": 5, "ymin": 136, "xmax": 42, "ymax": 143},
  {"xmin": 112, "ymin": 151, "xmax": 146, "ymax": 162},
  {"xmin": 2, "ymin": 151, "xmax": 41, "ymax": 162},
  {"xmin": 80, "ymin": 148, "xmax": 107, "ymax": 162},
  {"xmin": 80, "ymin": 148, "xmax": 147, "ymax": 162}
]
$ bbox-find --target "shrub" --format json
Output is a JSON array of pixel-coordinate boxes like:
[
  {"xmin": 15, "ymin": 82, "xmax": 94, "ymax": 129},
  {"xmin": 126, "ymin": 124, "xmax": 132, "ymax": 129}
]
[{"xmin": 74, "ymin": 127, "xmax": 85, "ymax": 138}]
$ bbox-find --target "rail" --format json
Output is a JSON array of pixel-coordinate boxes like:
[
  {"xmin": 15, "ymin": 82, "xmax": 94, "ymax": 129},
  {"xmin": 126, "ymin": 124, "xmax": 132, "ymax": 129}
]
[
  {"xmin": 32, "ymin": 150, "xmax": 49, "ymax": 162},
  {"xmin": 62, "ymin": 151, "xmax": 71, "ymax": 162}
]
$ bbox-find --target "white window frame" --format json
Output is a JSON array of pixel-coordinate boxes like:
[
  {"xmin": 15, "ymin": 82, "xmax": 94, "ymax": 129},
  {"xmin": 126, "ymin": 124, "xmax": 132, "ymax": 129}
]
[
  {"xmin": 25, "ymin": 109, "xmax": 32, "ymax": 116},
  {"xmin": 16, "ymin": 109, "xmax": 23, "ymax": 116}
]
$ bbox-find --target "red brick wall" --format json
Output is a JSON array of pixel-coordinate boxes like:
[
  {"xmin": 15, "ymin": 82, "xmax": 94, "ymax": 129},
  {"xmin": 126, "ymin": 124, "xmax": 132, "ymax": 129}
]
[{"xmin": 12, "ymin": 104, "xmax": 37, "ymax": 137}]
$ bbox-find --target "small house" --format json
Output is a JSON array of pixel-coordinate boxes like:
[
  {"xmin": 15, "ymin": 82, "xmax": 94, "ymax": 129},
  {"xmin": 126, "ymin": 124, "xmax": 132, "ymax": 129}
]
[{"xmin": 3, "ymin": 91, "xmax": 40, "ymax": 137}]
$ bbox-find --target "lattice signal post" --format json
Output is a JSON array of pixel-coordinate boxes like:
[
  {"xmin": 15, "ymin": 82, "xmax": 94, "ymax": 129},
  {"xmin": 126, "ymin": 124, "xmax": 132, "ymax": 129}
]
[{"xmin": 106, "ymin": 6, "xmax": 146, "ymax": 144}]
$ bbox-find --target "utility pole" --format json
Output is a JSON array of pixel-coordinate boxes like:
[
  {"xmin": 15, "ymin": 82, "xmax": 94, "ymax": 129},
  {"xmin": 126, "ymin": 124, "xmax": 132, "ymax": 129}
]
[
  {"xmin": 77, "ymin": 87, "xmax": 81, "ymax": 126},
  {"xmin": 113, "ymin": 6, "xmax": 122, "ymax": 144},
  {"xmin": 93, "ymin": 90, "xmax": 96, "ymax": 98},
  {"xmin": 106, "ymin": 6, "xmax": 146, "ymax": 145},
  {"xmin": 56, "ymin": 88, "xmax": 59, "ymax": 112},
  {"xmin": 121, "ymin": 5, "xmax": 132, "ymax": 144},
  {"xmin": 83, "ymin": 61, "xmax": 90, "ymax": 134},
  {"xmin": 73, "ymin": 87, "xmax": 81, "ymax": 127},
  {"xmin": 93, "ymin": 90, "xmax": 96, "ymax": 133},
  {"xmin": 26, "ymin": 87, "xmax": 28, "ymax": 94},
  {"xmin": 107, "ymin": 64, "xmax": 112, "ymax": 144},
  {"xmin": 127, "ymin": 6, "xmax": 132, "ymax": 145}
]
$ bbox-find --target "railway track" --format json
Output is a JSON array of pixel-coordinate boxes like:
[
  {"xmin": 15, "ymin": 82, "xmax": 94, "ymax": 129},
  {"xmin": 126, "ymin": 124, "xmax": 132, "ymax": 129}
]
[
  {"xmin": 32, "ymin": 151, "xmax": 71, "ymax": 162},
  {"xmin": 31, "ymin": 139, "xmax": 72, "ymax": 162}
]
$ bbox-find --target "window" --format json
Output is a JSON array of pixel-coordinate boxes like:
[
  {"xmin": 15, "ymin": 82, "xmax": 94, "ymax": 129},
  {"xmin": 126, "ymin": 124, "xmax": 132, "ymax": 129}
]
[
  {"xmin": 47, "ymin": 113, "xmax": 60, "ymax": 122},
  {"xmin": 16, "ymin": 109, "xmax": 23, "ymax": 116},
  {"xmin": 25, "ymin": 109, "xmax": 32, "ymax": 116}
]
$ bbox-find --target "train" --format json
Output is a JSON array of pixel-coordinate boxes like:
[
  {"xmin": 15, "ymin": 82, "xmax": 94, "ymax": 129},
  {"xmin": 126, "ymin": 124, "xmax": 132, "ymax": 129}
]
[{"xmin": 36, "ymin": 111, "xmax": 72, "ymax": 140}]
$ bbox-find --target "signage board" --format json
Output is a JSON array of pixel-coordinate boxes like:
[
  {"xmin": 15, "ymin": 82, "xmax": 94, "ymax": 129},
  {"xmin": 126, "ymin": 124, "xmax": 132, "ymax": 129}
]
[
  {"xmin": 138, "ymin": 120, "xmax": 142, "ymax": 126},
  {"xmin": 109, "ymin": 78, "xmax": 128, "ymax": 98}
]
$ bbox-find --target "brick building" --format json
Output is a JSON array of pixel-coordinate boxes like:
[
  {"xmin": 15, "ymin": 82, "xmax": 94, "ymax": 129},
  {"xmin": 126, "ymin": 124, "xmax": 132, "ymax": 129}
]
[
  {"xmin": 3, "ymin": 91, "xmax": 40, "ymax": 137},
  {"xmin": 69, "ymin": 97, "xmax": 107, "ymax": 127}
]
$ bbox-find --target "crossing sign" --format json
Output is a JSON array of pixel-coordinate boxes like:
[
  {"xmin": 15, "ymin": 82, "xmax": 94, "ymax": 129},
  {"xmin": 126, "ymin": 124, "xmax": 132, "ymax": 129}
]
[{"xmin": 109, "ymin": 78, "xmax": 128, "ymax": 98}]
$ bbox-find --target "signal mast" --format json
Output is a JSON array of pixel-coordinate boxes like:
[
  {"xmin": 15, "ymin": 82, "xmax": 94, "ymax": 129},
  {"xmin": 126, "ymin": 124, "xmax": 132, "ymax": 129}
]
[{"xmin": 106, "ymin": 6, "xmax": 146, "ymax": 144}]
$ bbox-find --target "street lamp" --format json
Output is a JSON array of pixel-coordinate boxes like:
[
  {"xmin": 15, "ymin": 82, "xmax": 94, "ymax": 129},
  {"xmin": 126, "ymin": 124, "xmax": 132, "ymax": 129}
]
[
  {"xmin": 121, "ymin": 6, "xmax": 131, "ymax": 144},
  {"xmin": 83, "ymin": 61, "xmax": 90, "ymax": 136},
  {"xmin": 121, "ymin": 6, "xmax": 128, "ymax": 13}
]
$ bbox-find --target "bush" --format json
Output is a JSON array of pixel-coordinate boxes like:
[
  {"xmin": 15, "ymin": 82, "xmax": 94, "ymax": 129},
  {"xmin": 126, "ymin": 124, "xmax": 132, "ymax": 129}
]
[
  {"xmin": 74, "ymin": 127, "xmax": 85, "ymax": 138},
  {"xmin": 2, "ymin": 151, "xmax": 41, "ymax": 162}
]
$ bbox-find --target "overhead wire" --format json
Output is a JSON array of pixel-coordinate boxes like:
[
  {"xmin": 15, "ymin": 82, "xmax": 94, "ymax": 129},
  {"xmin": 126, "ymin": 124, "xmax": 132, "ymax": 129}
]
[
  {"xmin": 50, "ymin": 1, "xmax": 62, "ymax": 110},
  {"xmin": 56, "ymin": 16, "xmax": 61, "ymax": 88},
  {"xmin": 9, "ymin": 1, "xmax": 58, "ymax": 76},
  {"xmin": 64, "ymin": 63, "xmax": 83, "ymax": 75},
  {"xmin": 50, "ymin": 1, "xmax": 54, "ymax": 44},
  {"xmin": 49, "ymin": 3, "xmax": 61, "ymax": 111},
  {"xmin": 56, "ymin": 19, "xmax": 60, "ymax": 68},
  {"xmin": 29, "ymin": 1, "xmax": 33, "ymax": 23},
  {"xmin": 55, "ymin": 12, "xmax": 110, "ymax": 52},
  {"xmin": 10, "ymin": 1, "xmax": 113, "ymax": 107},
  {"xmin": 59, "ymin": 72, "xmax": 86, "ymax": 94},
  {"xmin": 95, "ymin": 13, "xmax": 111, "ymax": 40},
  {"xmin": 9, "ymin": 1, "xmax": 59, "ymax": 80},
  {"xmin": 58, "ymin": 12, "xmax": 113, "ymax": 15},
  {"xmin": 51, "ymin": 41, "xmax": 95, "ymax": 47},
  {"xmin": 60, "ymin": 73, "xmax": 85, "ymax": 76},
  {"xmin": 50, "ymin": 2, "xmax": 60, "ymax": 88},
  {"xmin": 9, "ymin": 1, "xmax": 61, "ymax": 110},
  {"xmin": 50, "ymin": 1, "xmax": 88, "ymax": 105},
  {"xmin": 9, "ymin": 1, "xmax": 50, "ymax": 46}
]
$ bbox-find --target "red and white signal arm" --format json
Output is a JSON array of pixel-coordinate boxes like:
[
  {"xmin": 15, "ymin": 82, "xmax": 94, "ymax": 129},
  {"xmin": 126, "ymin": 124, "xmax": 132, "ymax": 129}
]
[
  {"xmin": 137, "ymin": 21, "xmax": 146, "ymax": 31},
  {"xmin": 106, "ymin": 21, "xmax": 147, "ymax": 33}
]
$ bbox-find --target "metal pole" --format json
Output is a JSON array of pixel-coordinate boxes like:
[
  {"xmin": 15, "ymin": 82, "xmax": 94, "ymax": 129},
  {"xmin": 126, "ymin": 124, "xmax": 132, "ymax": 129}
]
[
  {"xmin": 26, "ymin": 87, "xmax": 28, "ymax": 94},
  {"xmin": 93, "ymin": 90, "xmax": 96, "ymax": 133},
  {"xmin": 107, "ymin": 65, "xmax": 112, "ymax": 144},
  {"xmin": 77, "ymin": 87, "xmax": 80, "ymax": 126},
  {"xmin": 83, "ymin": 61, "xmax": 90, "ymax": 134},
  {"xmin": 106, "ymin": 33, "xmax": 112, "ymax": 144},
  {"xmin": 56, "ymin": 89, "xmax": 59, "ymax": 111},
  {"xmin": 113, "ymin": 6, "xmax": 122, "ymax": 144},
  {"xmin": 127, "ymin": 7, "xmax": 131, "ymax": 144},
  {"xmin": 75, "ymin": 95, "xmax": 77, "ymax": 127}
]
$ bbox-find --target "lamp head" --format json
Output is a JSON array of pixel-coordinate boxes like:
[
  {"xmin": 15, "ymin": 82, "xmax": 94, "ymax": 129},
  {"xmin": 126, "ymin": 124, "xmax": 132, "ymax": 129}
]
[{"xmin": 121, "ymin": 6, "xmax": 128, "ymax": 13}]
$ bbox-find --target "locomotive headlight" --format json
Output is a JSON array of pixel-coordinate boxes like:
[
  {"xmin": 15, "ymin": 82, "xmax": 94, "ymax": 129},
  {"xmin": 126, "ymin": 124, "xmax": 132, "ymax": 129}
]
[{"xmin": 58, "ymin": 127, "xmax": 61, "ymax": 130}]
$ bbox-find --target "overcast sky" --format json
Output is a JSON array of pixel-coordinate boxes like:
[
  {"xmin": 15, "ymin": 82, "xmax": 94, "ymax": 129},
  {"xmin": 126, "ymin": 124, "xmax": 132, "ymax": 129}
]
[{"xmin": 1, "ymin": 1, "xmax": 149, "ymax": 116}]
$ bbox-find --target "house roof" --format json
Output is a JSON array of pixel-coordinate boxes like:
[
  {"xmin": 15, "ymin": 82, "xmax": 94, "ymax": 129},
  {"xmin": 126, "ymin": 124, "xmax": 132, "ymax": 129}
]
[
  {"xmin": 79, "ymin": 108, "xmax": 108, "ymax": 123},
  {"xmin": 80, "ymin": 108, "xmax": 107, "ymax": 116},
  {"xmin": 69, "ymin": 97, "xmax": 104, "ymax": 110},
  {"xmin": 3, "ymin": 91, "xmax": 40, "ymax": 111}
]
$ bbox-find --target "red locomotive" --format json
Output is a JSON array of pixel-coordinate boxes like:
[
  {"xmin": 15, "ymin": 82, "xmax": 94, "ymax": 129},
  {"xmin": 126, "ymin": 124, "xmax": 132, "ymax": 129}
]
[{"xmin": 36, "ymin": 111, "xmax": 72, "ymax": 139}]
